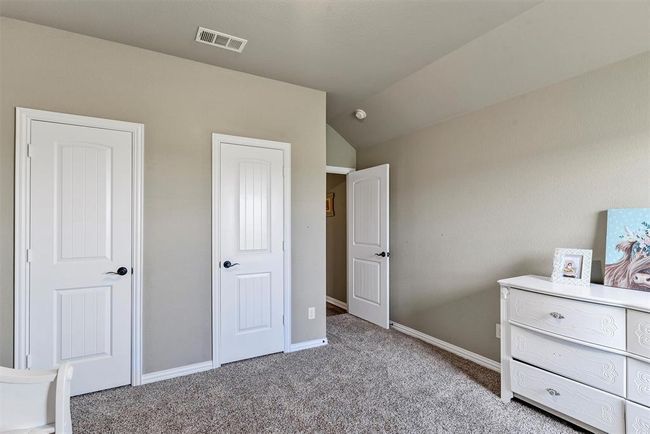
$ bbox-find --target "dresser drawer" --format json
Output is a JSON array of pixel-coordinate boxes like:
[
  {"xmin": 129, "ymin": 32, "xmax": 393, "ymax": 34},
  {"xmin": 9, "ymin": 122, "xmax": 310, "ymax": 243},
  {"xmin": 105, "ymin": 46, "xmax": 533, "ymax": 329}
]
[
  {"xmin": 628, "ymin": 310, "xmax": 650, "ymax": 359},
  {"xmin": 626, "ymin": 400, "xmax": 650, "ymax": 433},
  {"xmin": 511, "ymin": 326, "xmax": 626, "ymax": 396},
  {"xmin": 628, "ymin": 358, "xmax": 650, "ymax": 407},
  {"xmin": 511, "ymin": 360, "xmax": 625, "ymax": 433},
  {"xmin": 509, "ymin": 289, "xmax": 625, "ymax": 350}
]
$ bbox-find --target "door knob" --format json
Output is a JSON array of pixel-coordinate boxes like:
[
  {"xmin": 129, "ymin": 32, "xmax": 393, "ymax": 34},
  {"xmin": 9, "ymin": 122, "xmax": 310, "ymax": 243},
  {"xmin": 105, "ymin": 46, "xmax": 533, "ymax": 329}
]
[
  {"xmin": 223, "ymin": 261, "xmax": 240, "ymax": 269},
  {"xmin": 106, "ymin": 267, "xmax": 128, "ymax": 276},
  {"xmin": 374, "ymin": 252, "xmax": 390, "ymax": 257}
]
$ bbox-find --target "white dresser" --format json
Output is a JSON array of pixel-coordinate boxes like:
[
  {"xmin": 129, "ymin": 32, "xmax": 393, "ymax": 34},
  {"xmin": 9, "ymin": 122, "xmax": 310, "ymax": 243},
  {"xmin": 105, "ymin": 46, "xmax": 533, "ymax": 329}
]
[{"xmin": 500, "ymin": 276, "xmax": 650, "ymax": 434}]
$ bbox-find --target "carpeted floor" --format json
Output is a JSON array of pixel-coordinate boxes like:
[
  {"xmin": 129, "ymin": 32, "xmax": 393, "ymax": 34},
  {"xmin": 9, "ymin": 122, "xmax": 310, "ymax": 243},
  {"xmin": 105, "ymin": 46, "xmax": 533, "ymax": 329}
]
[{"xmin": 72, "ymin": 314, "xmax": 583, "ymax": 433}]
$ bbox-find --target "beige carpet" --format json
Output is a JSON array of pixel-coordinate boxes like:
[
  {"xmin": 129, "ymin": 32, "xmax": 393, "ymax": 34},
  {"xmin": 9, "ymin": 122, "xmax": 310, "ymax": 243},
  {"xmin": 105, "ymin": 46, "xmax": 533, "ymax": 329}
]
[{"xmin": 72, "ymin": 314, "xmax": 583, "ymax": 433}]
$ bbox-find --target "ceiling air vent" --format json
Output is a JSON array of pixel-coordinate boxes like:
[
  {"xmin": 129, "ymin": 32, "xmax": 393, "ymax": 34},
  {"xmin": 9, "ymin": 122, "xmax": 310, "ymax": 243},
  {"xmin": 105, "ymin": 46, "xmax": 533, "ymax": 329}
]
[{"xmin": 195, "ymin": 26, "xmax": 247, "ymax": 53}]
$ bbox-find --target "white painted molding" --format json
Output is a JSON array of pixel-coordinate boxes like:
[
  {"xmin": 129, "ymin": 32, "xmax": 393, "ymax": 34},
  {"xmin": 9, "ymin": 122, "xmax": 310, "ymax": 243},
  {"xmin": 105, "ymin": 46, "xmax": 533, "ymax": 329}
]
[
  {"xmin": 326, "ymin": 296, "xmax": 348, "ymax": 311},
  {"xmin": 131, "ymin": 121, "xmax": 145, "ymax": 386},
  {"xmin": 212, "ymin": 133, "xmax": 292, "ymax": 367},
  {"xmin": 288, "ymin": 338, "xmax": 328, "ymax": 353},
  {"xmin": 390, "ymin": 321, "xmax": 500, "ymax": 372},
  {"xmin": 14, "ymin": 108, "xmax": 145, "ymax": 388},
  {"xmin": 141, "ymin": 361, "xmax": 213, "ymax": 385},
  {"xmin": 326, "ymin": 165, "xmax": 354, "ymax": 175}
]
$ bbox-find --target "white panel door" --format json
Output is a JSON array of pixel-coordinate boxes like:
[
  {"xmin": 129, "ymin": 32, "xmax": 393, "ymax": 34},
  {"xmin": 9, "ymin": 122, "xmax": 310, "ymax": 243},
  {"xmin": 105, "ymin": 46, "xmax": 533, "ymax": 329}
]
[
  {"xmin": 30, "ymin": 121, "xmax": 132, "ymax": 395},
  {"xmin": 347, "ymin": 164, "xmax": 389, "ymax": 328},
  {"xmin": 219, "ymin": 143, "xmax": 284, "ymax": 364}
]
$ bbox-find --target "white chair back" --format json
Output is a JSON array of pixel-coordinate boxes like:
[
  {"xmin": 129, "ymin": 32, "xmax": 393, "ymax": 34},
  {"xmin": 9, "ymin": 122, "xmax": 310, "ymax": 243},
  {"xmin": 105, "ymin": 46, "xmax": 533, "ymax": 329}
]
[{"xmin": 0, "ymin": 363, "xmax": 73, "ymax": 433}]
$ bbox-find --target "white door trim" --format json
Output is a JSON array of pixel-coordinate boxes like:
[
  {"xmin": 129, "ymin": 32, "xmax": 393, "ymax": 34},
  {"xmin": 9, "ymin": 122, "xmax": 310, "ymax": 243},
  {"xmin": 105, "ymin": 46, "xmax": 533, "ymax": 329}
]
[
  {"xmin": 211, "ymin": 133, "xmax": 291, "ymax": 368},
  {"xmin": 14, "ymin": 107, "xmax": 145, "ymax": 386},
  {"xmin": 326, "ymin": 165, "xmax": 354, "ymax": 175}
]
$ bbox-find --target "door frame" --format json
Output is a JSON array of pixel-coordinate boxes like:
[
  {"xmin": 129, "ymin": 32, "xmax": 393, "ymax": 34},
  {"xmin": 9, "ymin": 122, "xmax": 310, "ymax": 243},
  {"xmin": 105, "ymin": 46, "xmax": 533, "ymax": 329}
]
[
  {"xmin": 325, "ymin": 165, "xmax": 354, "ymax": 311},
  {"xmin": 325, "ymin": 165, "xmax": 354, "ymax": 175},
  {"xmin": 14, "ymin": 107, "xmax": 145, "ymax": 386},
  {"xmin": 211, "ymin": 133, "xmax": 291, "ymax": 368}
]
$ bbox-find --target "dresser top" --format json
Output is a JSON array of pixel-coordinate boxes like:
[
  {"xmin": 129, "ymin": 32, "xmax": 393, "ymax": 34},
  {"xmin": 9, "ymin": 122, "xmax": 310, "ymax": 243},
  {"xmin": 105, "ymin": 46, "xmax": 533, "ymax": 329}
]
[{"xmin": 499, "ymin": 275, "xmax": 650, "ymax": 313}]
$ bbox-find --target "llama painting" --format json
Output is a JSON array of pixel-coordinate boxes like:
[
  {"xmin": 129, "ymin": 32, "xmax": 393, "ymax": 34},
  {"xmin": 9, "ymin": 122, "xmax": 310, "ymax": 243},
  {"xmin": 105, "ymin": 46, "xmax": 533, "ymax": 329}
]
[{"xmin": 604, "ymin": 208, "xmax": 650, "ymax": 291}]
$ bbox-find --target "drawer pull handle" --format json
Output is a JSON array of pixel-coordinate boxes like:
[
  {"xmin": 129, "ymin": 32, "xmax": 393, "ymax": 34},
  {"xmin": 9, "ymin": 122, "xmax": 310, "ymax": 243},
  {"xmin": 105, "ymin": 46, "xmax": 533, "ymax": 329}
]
[
  {"xmin": 549, "ymin": 312, "xmax": 565, "ymax": 319},
  {"xmin": 546, "ymin": 388, "xmax": 560, "ymax": 397}
]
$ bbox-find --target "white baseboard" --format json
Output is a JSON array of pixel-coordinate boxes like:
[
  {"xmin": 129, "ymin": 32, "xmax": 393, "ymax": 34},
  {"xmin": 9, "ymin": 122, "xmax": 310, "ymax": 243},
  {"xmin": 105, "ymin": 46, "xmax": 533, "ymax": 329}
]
[
  {"xmin": 141, "ymin": 360, "xmax": 213, "ymax": 384},
  {"xmin": 390, "ymin": 321, "xmax": 500, "ymax": 372},
  {"xmin": 288, "ymin": 338, "xmax": 328, "ymax": 353},
  {"xmin": 326, "ymin": 296, "xmax": 347, "ymax": 310}
]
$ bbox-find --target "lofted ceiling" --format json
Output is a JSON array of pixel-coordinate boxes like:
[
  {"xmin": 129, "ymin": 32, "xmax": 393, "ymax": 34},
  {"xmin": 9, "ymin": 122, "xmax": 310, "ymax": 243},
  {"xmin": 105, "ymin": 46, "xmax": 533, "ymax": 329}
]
[
  {"xmin": 1, "ymin": 1, "xmax": 648, "ymax": 149},
  {"xmin": 0, "ymin": 1, "xmax": 538, "ymax": 119},
  {"xmin": 330, "ymin": 1, "xmax": 650, "ymax": 148}
]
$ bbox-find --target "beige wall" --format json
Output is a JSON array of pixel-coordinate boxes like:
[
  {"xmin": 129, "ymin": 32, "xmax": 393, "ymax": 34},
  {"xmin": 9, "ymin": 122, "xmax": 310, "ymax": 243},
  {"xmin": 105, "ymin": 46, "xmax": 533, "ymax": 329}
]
[
  {"xmin": 358, "ymin": 52, "xmax": 650, "ymax": 362},
  {"xmin": 326, "ymin": 124, "xmax": 356, "ymax": 168},
  {"xmin": 326, "ymin": 174, "xmax": 347, "ymax": 303},
  {"xmin": 0, "ymin": 18, "xmax": 326, "ymax": 372}
]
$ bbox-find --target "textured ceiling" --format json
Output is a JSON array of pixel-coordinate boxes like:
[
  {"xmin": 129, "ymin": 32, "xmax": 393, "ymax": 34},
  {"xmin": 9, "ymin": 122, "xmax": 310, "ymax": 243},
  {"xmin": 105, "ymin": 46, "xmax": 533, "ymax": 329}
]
[{"xmin": 0, "ymin": 0, "xmax": 538, "ymax": 119}]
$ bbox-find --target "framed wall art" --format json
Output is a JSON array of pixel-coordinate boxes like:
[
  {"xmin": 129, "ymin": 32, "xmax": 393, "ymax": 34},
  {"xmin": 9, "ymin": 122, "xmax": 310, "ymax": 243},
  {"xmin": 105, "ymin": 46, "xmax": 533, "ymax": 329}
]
[
  {"xmin": 552, "ymin": 248, "xmax": 592, "ymax": 286},
  {"xmin": 326, "ymin": 192, "xmax": 335, "ymax": 217}
]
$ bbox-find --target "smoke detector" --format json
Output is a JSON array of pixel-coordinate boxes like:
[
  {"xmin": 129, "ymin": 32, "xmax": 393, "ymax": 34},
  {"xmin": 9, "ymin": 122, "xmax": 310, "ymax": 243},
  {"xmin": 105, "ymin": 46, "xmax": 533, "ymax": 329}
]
[
  {"xmin": 354, "ymin": 109, "xmax": 367, "ymax": 121},
  {"xmin": 195, "ymin": 26, "xmax": 247, "ymax": 53}
]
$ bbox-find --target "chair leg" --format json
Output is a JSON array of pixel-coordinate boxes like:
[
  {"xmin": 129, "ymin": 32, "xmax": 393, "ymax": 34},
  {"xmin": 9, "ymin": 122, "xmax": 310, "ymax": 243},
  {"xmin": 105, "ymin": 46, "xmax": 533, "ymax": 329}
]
[{"xmin": 55, "ymin": 363, "xmax": 74, "ymax": 434}]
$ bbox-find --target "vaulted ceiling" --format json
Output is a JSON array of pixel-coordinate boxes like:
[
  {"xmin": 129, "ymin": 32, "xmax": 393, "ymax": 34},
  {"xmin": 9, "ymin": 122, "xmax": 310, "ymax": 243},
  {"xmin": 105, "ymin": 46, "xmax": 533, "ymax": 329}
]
[{"xmin": 1, "ymin": 1, "xmax": 648, "ymax": 148}]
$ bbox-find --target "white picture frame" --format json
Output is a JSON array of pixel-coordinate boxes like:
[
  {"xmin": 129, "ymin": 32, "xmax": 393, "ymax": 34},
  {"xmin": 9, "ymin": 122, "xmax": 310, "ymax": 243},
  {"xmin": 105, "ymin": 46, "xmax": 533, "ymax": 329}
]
[{"xmin": 552, "ymin": 248, "xmax": 592, "ymax": 286}]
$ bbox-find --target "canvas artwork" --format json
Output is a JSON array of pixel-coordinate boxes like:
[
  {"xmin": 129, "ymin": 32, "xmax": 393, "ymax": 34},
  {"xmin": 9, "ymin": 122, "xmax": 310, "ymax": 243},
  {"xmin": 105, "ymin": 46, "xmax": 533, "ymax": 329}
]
[{"xmin": 604, "ymin": 208, "xmax": 650, "ymax": 291}]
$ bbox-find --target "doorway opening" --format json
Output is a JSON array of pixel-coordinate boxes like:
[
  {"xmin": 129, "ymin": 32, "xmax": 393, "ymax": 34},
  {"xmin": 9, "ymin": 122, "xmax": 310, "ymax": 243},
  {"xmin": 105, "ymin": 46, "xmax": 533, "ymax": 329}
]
[
  {"xmin": 326, "ymin": 170, "xmax": 350, "ymax": 316},
  {"xmin": 211, "ymin": 134, "xmax": 292, "ymax": 368},
  {"xmin": 325, "ymin": 164, "xmax": 390, "ymax": 329},
  {"xmin": 14, "ymin": 108, "xmax": 144, "ymax": 395}
]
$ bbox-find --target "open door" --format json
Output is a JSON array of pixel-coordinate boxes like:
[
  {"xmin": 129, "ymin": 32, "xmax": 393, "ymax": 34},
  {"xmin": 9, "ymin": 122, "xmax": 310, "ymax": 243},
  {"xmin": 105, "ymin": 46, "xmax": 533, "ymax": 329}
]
[{"xmin": 347, "ymin": 164, "xmax": 389, "ymax": 328}]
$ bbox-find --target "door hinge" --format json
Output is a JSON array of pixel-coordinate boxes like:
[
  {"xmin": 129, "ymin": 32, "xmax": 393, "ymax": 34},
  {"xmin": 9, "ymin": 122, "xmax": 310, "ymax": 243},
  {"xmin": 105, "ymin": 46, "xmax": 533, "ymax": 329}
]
[
  {"xmin": 26, "ymin": 249, "xmax": 32, "ymax": 263},
  {"xmin": 26, "ymin": 354, "xmax": 32, "ymax": 369},
  {"xmin": 26, "ymin": 143, "xmax": 32, "ymax": 158},
  {"xmin": 282, "ymin": 315, "xmax": 285, "ymax": 325},
  {"xmin": 282, "ymin": 241, "xmax": 285, "ymax": 251}
]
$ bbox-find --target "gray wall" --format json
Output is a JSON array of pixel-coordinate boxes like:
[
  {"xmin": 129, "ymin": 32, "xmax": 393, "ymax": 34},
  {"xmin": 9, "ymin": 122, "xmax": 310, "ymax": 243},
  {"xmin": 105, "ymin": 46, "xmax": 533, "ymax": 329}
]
[
  {"xmin": 326, "ymin": 174, "xmax": 347, "ymax": 303},
  {"xmin": 0, "ymin": 18, "xmax": 327, "ymax": 372},
  {"xmin": 326, "ymin": 124, "xmax": 356, "ymax": 168},
  {"xmin": 358, "ymin": 52, "xmax": 650, "ymax": 362}
]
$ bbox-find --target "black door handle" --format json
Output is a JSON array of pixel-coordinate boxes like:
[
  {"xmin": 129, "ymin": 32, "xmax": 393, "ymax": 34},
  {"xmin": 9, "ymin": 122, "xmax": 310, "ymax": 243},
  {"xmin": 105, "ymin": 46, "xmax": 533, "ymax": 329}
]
[
  {"xmin": 106, "ymin": 266, "xmax": 129, "ymax": 276},
  {"xmin": 374, "ymin": 252, "xmax": 390, "ymax": 258},
  {"xmin": 223, "ymin": 261, "xmax": 240, "ymax": 269}
]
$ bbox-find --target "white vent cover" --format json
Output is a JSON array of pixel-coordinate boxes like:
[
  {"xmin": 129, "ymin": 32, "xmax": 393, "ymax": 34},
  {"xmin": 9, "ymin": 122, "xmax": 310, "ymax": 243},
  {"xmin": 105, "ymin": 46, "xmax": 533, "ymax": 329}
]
[{"xmin": 195, "ymin": 27, "xmax": 247, "ymax": 53}]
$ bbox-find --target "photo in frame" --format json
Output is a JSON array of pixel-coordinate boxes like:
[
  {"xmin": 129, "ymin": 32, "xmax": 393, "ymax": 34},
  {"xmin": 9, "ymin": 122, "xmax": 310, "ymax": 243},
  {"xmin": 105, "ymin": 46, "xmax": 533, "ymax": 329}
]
[{"xmin": 552, "ymin": 248, "xmax": 592, "ymax": 286}]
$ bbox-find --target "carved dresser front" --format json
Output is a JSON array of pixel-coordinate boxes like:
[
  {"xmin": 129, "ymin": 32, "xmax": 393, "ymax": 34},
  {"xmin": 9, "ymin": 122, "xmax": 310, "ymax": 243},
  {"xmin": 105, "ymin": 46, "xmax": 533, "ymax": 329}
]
[{"xmin": 500, "ymin": 276, "xmax": 650, "ymax": 434}]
